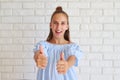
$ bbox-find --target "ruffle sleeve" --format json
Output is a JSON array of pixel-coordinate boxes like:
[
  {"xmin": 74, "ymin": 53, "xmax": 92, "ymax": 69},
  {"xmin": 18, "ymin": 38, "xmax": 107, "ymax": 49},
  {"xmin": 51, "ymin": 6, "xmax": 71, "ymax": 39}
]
[
  {"xmin": 33, "ymin": 41, "xmax": 48, "ymax": 57},
  {"xmin": 68, "ymin": 43, "xmax": 83, "ymax": 66}
]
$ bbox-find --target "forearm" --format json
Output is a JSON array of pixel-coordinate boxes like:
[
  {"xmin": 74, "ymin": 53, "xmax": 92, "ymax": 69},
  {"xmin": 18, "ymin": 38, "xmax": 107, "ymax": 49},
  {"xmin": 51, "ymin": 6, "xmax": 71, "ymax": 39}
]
[{"xmin": 67, "ymin": 55, "xmax": 76, "ymax": 68}]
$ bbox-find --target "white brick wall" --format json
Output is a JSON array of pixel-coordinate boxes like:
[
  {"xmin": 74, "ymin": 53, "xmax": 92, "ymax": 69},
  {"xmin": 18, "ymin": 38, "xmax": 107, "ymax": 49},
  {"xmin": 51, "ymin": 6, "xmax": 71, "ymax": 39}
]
[{"xmin": 0, "ymin": 0, "xmax": 120, "ymax": 80}]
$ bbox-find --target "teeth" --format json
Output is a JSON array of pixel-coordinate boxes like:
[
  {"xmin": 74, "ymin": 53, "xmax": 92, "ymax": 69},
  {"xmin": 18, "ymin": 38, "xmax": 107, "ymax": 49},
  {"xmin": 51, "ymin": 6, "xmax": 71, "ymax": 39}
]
[{"xmin": 56, "ymin": 31, "xmax": 61, "ymax": 32}]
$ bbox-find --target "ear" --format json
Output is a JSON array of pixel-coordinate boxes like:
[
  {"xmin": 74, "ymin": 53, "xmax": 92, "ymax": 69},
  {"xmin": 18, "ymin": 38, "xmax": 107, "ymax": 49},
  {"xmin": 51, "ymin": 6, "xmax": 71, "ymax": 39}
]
[{"xmin": 65, "ymin": 25, "xmax": 69, "ymax": 30}]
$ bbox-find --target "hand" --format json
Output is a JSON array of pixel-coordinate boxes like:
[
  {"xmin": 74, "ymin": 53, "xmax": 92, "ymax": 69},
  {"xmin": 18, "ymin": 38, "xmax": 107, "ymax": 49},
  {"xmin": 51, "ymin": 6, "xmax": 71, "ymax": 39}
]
[
  {"xmin": 36, "ymin": 46, "xmax": 48, "ymax": 69},
  {"xmin": 57, "ymin": 52, "xmax": 69, "ymax": 74}
]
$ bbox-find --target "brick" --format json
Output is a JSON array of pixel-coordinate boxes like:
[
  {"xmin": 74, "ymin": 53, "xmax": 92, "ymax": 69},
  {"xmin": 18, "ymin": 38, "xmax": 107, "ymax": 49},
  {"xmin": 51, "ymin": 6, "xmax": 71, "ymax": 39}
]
[
  {"xmin": 90, "ymin": 31, "xmax": 113, "ymax": 38},
  {"xmin": 103, "ymin": 68, "xmax": 120, "ymax": 74},
  {"xmin": 102, "ymin": 0, "xmax": 115, "ymax": 2},
  {"xmin": 115, "ymin": 3, "xmax": 120, "ymax": 8},
  {"xmin": 103, "ymin": 9, "xmax": 120, "ymax": 16},
  {"xmin": 12, "ymin": 38, "xmax": 34, "ymax": 44},
  {"xmin": 23, "ymin": 31, "xmax": 45, "ymax": 38},
  {"xmin": 114, "ymin": 46, "xmax": 120, "ymax": 52},
  {"xmin": 86, "ymin": 53, "xmax": 103, "ymax": 60},
  {"xmin": 0, "ymin": 52, "xmax": 13, "ymax": 58},
  {"xmin": 91, "ymin": 45, "xmax": 113, "ymax": 52},
  {"xmin": 79, "ymin": 38, "xmax": 103, "ymax": 45},
  {"xmin": 70, "ymin": 24, "xmax": 80, "ymax": 31},
  {"xmin": 13, "ymin": 24, "xmax": 35, "ymax": 30},
  {"xmin": 104, "ymin": 39, "xmax": 120, "ymax": 45},
  {"xmin": 23, "ymin": 2, "xmax": 44, "ymax": 8},
  {"xmin": 1, "ymin": 45, "xmax": 23, "ymax": 51},
  {"xmin": 104, "ymin": 54, "xmax": 120, "ymax": 60},
  {"xmin": 36, "ymin": 24, "xmax": 49, "ymax": 30},
  {"xmin": 68, "ymin": 2, "xmax": 90, "ymax": 8},
  {"xmin": 23, "ymin": 59, "xmax": 35, "ymax": 65},
  {"xmin": 91, "ymin": 2, "xmax": 113, "ymax": 8},
  {"xmin": 91, "ymin": 16, "xmax": 113, "ymax": 23},
  {"xmin": 57, "ymin": 0, "xmax": 79, "ymax": 1},
  {"xmin": 90, "ymin": 60, "xmax": 112, "ymax": 67},
  {"xmin": 12, "ymin": 9, "xmax": 34, "ymax": 16},
  {"xmin": 23, "ymin": 73, "xmax": 36, "ymax": 79},
  {"xmin": 80, "ymin": 24, "xmax": 103, "ymax": 31},
  {"xmin": 23, "ymin": 16, "xmax": 45, "ymax": 23},
  {"xmin": 1, "ymin": 73, "xmax": 23, "ymax": 80},
  {"xmin": 104, "ymin": 24, "xmax": 120, "ymax": 31},
  {"xmin": 1, "ymin": 59, "xmax": 22, "ymax": 66},
  {"xmin": 0, "ymin": 17, "xmax": 1, "ymax": 23},
  {"xmin": 0, "ymin": 24, "xmax": 13, "ymax": 30},
  {"xmin": 78, "ymin": 74, "xmax": 89, "ymax": 80},
  {"xmin": 114, "ymin": 75, "xmax": 120, "ymax": 80},
  {"xmin": 69, "ymin": 17, "xmax": 90, "ymax": 24},
  {"xmin": 0, "ymin": 31, "xmax": 22, "ymax": 37},
  {"xmin": 64, "ymin": 8, "xmax": 79, "ymax": 16},
  {"xmin": 1, "ymin": 2, "xmax": 22, "ymax": 9},
  {"xmin": 0, "ymin": 9, "xmax": 12, "ymax": 16},
  {"xmin": 35, "ymin": 9, "xmax": 46, "ymax": 16},
  {"xmin": 7, "ymin": 52, "xmax": 34, "ymax": 59},
  {"xmin": 91, "ymin": 75, "xmax": 113, "ymax": 80},
  {"xmin": 79, "ymin": 9, "xmax": 102, "ymax": 16},
  {"xmin": 114, "ymin": 60, "xmax": 120, "ymax": 67},
  {"xmin": 0, "ymin": 73, "xmax": 2, "ymax": 80},
  {"xmin": 13, "ymin": 66, "xmax": 34, "ymax": 72},
  {"xmin": 45, "ymin": 9, "xmax": 54, "ymax": 16},
  {"xmin": 0, "ymin": 66, "xmax": 12, "ymax": 72},
  {"xmin": 45, "ymin": 16, "xmax": 51, "ymax": 23},
  {"xmin": 20, "ymin": 52, "xmax": 34, "ymax": 58},
  {"xmin": 80, "ymin": 67, "xmax": 102, "ymax": 74},
  {"xmin": 79, "ymin": 60, "xmax": 90, "ymax": 67},
  {"xmin": 2, "ymin": 17, "xmax": 22, "ymax": 23},
  {"xmin": 23, "ymin": 44, "xmax": 35, "ymax": 51},
  {"xmin": 114, "ymin": 32, "xmax": 120, "ymax": 38},
  {"xmin": 71, "ymin": 31, "xmax": 89, "ymax": 38},
  {"xmin": 115, "ymin": 17, "xmax": 120, "ymax": 23},
  {"xmin": 45, "ymin": 2, "xmax": 67, "ymax": 9},
  {"xmin": 0, "ymin": 38, "xmax": 12, "ymax": 44},
  {"xmin": 0, "ymin": 0, "xmax": 34, "ymax": 1}
]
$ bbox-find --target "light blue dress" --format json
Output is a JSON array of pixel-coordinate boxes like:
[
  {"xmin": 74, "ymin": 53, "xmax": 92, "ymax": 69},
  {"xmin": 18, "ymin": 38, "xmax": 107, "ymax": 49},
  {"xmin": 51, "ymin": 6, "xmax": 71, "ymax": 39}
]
[{"xmin": 33, "ymin": 41, "xmax": 83, "ymax": 80}]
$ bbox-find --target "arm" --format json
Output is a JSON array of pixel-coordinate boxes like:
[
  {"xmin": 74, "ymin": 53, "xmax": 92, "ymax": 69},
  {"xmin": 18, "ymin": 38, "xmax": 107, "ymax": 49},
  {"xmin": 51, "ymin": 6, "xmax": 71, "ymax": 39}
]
[
  {"xmin": 57, "ymin": 53, "xmax": 76, "ymax": 74},
  {"xmin": 67, "ymin": 55, "xmax": 76, "ymax": 68}
]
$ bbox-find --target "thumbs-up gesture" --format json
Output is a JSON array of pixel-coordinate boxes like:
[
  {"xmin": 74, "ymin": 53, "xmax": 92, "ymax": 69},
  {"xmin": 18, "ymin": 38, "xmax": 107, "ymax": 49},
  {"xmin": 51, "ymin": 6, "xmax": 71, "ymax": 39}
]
[
  {"xmin": 57, "ymin": 52, "xmax": 69, "ymax": 74},
  {"xmin": 36, "ymin": 46, "xmax": 48, "ymax": 69}
]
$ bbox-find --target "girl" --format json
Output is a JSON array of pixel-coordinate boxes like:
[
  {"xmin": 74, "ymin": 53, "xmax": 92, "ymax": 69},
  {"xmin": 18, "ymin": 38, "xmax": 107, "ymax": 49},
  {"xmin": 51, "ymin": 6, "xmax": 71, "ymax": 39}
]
[{"xmin": 33, "ymin": 6, "xmax": 83, "ymax": 80}]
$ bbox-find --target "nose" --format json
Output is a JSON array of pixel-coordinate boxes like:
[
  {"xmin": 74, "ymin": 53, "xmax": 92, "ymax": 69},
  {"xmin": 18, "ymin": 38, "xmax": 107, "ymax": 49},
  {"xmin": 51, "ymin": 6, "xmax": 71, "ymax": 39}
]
[{"xmin": 56, "ymin": 23, "xmax": 61, "ymax": 29}]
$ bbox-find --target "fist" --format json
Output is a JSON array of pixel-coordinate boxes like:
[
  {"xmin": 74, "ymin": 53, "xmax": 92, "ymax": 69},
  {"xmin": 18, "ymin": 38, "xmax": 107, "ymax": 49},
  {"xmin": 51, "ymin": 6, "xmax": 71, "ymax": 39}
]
[
  {"xmin": 57, "ymin": 52, "xmax": 69, "ymax": 74},
  {"xmin": 36, "ymin": 46, "xmax": 48, "ymax": 69}
]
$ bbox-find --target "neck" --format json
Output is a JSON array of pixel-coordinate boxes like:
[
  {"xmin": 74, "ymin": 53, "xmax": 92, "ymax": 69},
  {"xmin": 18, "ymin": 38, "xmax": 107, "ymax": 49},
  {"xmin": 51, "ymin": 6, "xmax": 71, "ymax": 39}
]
[{"xmin": 50, "ymin": 38, "xmax": 69, "ymax": 44}]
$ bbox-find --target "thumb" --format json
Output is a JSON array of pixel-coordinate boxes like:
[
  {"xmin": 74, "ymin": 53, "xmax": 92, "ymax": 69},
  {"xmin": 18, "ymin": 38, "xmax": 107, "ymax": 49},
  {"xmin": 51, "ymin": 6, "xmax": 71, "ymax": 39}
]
[
  {"xmin": 60, "ymin": 52, "xmax": 64, "ymax": 60},
  {"xmin": 39, "ymin": 45, "xmax": 44, "ymax": 55}
]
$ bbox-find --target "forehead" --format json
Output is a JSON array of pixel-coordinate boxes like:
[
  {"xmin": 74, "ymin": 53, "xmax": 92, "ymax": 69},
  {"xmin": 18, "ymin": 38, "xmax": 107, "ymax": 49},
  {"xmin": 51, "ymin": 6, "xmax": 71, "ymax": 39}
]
[{"xmin": 52, "ymin": 13, "xmax": 67, "ymax": 22}]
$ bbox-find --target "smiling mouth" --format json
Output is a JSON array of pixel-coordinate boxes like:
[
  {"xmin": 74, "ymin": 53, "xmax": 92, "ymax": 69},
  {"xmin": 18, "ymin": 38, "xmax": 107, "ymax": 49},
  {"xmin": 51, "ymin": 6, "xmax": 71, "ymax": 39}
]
[{"xmin": 55, "ymin": 31, "xmax": 62, "ymax": 34}]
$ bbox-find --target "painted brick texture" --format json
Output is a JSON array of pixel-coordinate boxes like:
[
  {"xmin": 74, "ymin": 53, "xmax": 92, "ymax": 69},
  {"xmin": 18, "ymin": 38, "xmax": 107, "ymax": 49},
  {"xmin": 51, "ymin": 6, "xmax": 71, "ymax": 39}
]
[{"xmin": 0, "ymin": 0, "xmax": 120, "ymax": 80}]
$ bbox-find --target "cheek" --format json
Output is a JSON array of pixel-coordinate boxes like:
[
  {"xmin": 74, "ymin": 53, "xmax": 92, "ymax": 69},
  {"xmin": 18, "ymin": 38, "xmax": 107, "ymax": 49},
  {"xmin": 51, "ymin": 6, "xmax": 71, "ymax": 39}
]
[{"xmin": 63, "ymin": 26, "xmax": 68, "ymax": 30}]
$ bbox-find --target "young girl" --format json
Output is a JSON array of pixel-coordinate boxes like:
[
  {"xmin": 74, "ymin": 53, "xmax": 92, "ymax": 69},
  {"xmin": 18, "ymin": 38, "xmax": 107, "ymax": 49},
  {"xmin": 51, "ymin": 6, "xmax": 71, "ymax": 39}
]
[{"xmin": 33, "ymin": 6, "xmax": 83, "ymax": 80}]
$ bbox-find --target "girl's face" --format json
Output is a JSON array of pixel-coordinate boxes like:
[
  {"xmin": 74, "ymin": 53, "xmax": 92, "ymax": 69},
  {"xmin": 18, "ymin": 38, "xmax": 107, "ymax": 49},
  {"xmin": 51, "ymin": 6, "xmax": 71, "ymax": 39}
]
[{"xmin": 50, "ymin": 13, "xmax": 68, "ymax": 39}]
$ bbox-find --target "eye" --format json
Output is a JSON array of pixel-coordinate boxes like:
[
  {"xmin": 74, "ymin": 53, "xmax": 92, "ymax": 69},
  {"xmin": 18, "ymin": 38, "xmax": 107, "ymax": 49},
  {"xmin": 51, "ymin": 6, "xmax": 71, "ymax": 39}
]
[
  {"xmin": 53, "ymin": 21, "xmax": 58, "ymax": 25},
  {"xmin": 61, "ymin": 22, "xmax": 65, "ymax": 25}
]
